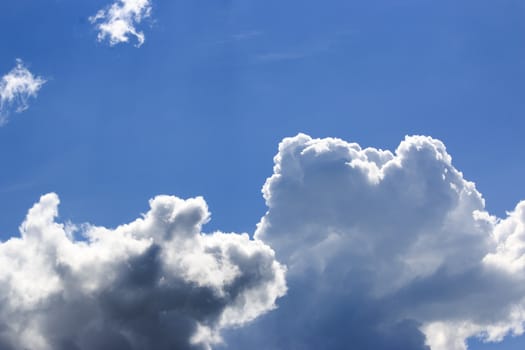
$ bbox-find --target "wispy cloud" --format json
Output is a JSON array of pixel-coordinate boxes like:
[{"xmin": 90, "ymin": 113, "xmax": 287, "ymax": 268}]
[
  {"xmin": 255, "ymin": 40, "xmax": 334, "ymax": 63},
  {"xmin": 0, "ymin": 59, "xmax": 46, "ymax": 125},
  {"xmin": 204, "ymin": 30, "xmax": 263, "ymax": 48},
  {"xmin": 232, "ymin": 30, "xmax": 263, "ymax": 41},
  {"xmin": 256, "ymin": 51, "xmax": 309, "ymax": 63},
  {"xmin": 90, "ymin": 0, "xmax": 152, "ymax": 47}
]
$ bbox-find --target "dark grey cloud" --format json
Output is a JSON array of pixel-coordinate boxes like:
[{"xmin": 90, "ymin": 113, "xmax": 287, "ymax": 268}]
[{"xmin": 0, "ymin": 194, "xmax": 286, "ymax": 350}]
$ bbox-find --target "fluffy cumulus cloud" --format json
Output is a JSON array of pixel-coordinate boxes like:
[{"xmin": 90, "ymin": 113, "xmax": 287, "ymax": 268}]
[
  {"xmin": 4, "ymin": 134, "xmax": 525, "ymax": 350},
  {"xmin": 0, "ymin": 193, "xmax": 286, "ymax": 350},
  {"xmin": 0, "ymin": 59, "xmax": 46, "ymax": 125},
  {"xmin": 90, "ymin": 0, "xmax": 152, "ymax": 47},
  {"xmin": 225, "ymin": 133, "xmax": 525, "ymax": 350}
]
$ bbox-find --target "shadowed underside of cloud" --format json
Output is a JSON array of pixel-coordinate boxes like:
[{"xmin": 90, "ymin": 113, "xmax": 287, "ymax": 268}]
[
  {"xmin": 0, "ymin": 59, "xmax": 45, "ymax": 125},
  {"xmin": 90, "ymin": 0, "xmax": 152, "ymax": 47},
  {"xmin": 224, "ymin": 133, "xmax": 525, "ymax": 350},
  {"xmin": 0, "ymin": 194, "xmax": 286, "ymax": 350}
]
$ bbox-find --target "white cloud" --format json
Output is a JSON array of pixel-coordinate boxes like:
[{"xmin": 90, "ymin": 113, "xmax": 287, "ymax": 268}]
[
  {"xmin": 226, "ymin": 133, "xmax": 525, "ymax": 350},
  {"xmin": 4, "ymin": 134, "xmax": 525, "ymax": 350},
  {"xmin": 0, "ymin": 59, "xmax": 46, "ymax": 125},
  {"xmin": 90, "ymin": 0, "xmax": 152, "ymax": 47},
  {"xmin": 0, "ymin": 193, "xmax": 286, "ymax": 350}
]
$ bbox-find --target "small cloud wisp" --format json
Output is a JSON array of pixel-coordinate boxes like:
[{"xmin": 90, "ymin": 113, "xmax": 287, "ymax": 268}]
[
  {"xmin": 0, "ymin": 59, "xmax": 46, "ymax": 125},
  {"xmin": 90, "ymin": 0, "xmax": 152, "ymax": 47}
]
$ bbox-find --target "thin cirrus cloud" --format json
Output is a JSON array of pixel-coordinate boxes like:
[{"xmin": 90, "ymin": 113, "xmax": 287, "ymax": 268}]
[
  {"xmin": 225, "ymin": 133, "xmax": 525, "ymax": 350},
  {"xmin": 0, "ymin": 59, "xmax": 46, "ymax": 125},
  {"xmin": 90, "ymin": 0, "xmax": 152, "ymax": 47},
  {"xmin": 0, "ymin": 193, "xmax": 286, "ymax": 350}
]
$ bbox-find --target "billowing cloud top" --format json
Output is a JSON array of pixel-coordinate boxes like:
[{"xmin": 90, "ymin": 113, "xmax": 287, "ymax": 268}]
[
  {"xmin": 3, "ymin": 134, "xmax": 525, "ymax": 350},
  {"xmin": 0, "ymin": 193, "xmax": 286, "ymax": 350},
  {"xmin": 227, "ymin": 133, "xmax": 525, "ymax": 350},
  {"xmin": 90, "ymin": 0, "xmax": 152, "ymax": 47},
  {"xmin": 0, "ymin": 59, "xmax": 46, "ymax": 125}
]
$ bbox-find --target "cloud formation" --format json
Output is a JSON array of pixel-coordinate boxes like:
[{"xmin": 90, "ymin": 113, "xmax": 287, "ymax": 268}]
[
  {"xmin": 226, "ymin": 133, "xmax": 525, "ymax": 350},
  {"xmin": 4, "ymin": 134, "xmax": 525, "ymax": 350},
  {"xmin": 0, "ymin": 59, "xmax": 46, "ymax": 125},
  {"xmin": 90, "ymin": 0, "xmax": 152, "ymax": 47},
  {"xmin": 0, "ymin": 193, "xmax": 286, "ymax": 350}
]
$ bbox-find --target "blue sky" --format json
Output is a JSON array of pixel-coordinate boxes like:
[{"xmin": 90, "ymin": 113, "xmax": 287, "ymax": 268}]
[{"xmin": 1, "ymin": 1, "xmax": 525, "ymax": 349}]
